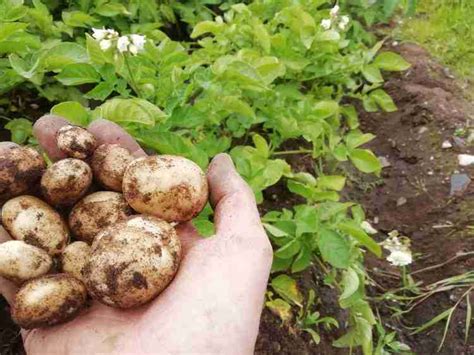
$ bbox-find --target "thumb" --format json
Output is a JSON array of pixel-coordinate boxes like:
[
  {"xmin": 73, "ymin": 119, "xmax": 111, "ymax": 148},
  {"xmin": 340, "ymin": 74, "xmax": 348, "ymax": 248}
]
[{"xmin": 207, "ymin": 154, "xmax": 269, "ymax": 248}]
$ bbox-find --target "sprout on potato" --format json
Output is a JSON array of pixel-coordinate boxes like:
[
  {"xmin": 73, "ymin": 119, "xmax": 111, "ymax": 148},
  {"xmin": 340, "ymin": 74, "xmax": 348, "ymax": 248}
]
[
  {"xmin": 69, "ymin": 191, "xmax": 133, "ymax": 244},
  {"xmin": 0, "ymin": 146, "xmax": 45, "ymax": 202},
  {"xmin": 83, "ymin": 215, "xmax": 181, "ymax": 308},
  {"xmin": 41, "ymin": 158, "xmax": 92, "ymax": 207},
  {"xmin": 56, "ymin": 125, "xmax": 97, "ymax": 159},
  {"xmin": 1, "ymin": 195, "xmax": 69, "ymax": 255},
  {"xmin": 0, "ymin": 240, "xmax": 53, "ymax": 284},
  {"xmin": 122, "ymin": 155, "xmax": 208, "ymax": 222},
  {"xmin": 91, "ymin": 144, "xmax": 134, "ymax": 192},
  {"xmin": 60, "ymin": 241, "xmax": 91, "ymax": 281},
  {"xmin": 12, "ymin": 274, "xmax": 87, "ymax": 329}
]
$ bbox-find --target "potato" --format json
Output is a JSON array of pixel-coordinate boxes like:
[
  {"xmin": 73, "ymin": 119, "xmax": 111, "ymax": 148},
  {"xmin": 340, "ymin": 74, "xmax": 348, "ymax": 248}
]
[
  {"xmin": 1, "ymin": 195, "xmax": 69, "ymax": 255},
  {"xmin": 122, "ymin": 155, "xmax": 208, "ymax": 222},
  {"xmin": 12, "ymin": 274, "xmax": 87, "ymax": 329},
  {"xmin": 60, "ymin": 241, "xmax": 91, "ymax": 281},
  {"xmin": 69, "ymin": 191, "xmax": 133, "ymax": 244},
  {"xmin": 56, "ymin": 125, "xmax": 97, "ymax": 159},
  {"xmin": 84, "ymin": 215, "xmax": 181, "ymax": 308},
  {"xmin": 0, "ymin": 146, "xmax": 45, "ymax": 202},
  {"xmin": 0, "ymin": 240, "xmax": 53, "ymax": 284},
  {"xmin": 91, "ymin": 144, "xmax": 134, "ymax": 192},
  {"xmin": 41, "ymin": 158, "xmax": 92, "ymax": 207}
]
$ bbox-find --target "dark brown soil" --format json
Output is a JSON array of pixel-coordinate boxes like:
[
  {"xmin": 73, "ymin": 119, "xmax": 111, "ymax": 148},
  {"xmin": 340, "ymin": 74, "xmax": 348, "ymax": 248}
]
[
  {"xmin": 256, "ymin": 43, "xmax": 474, "ymax": 354},
  {"xmin": 1, "ymin": 43, "xmax": 473, "ymax": 354}
]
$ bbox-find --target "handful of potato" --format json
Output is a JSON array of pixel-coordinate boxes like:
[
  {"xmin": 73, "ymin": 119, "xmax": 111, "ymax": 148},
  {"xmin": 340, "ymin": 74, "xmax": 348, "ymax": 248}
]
[{"xmin": 0, "ymin": 125, "xmax": 209, "ymax": 329}]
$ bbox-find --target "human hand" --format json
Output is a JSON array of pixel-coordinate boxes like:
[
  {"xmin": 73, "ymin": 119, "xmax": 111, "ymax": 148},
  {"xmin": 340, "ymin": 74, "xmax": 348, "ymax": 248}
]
[{"xmin": 0, "ymin": 115, "xmax": 273, "ymax": 355}]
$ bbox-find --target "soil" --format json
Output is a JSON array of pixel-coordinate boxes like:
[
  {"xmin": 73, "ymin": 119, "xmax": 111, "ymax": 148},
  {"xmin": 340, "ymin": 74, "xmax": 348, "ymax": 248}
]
[{"xmin": 1, "ymin": 43, "xmax": 473, "ymax": 354}]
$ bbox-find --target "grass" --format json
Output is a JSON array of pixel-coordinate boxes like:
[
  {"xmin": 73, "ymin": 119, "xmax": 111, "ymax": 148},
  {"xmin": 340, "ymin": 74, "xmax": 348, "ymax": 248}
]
[{"xmin": 393, "ymin": 0, "xmax": 474, "ymax": 92}]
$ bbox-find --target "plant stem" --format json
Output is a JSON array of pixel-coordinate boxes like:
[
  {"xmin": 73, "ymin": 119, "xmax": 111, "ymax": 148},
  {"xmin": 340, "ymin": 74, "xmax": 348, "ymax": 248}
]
[
  {"xmin": 272, "ymin": 149, "xmax": 312, "ymax": 156},
  {"xmin": 124, "ymin": 54, "xmax": 142, "ymax": 97}
]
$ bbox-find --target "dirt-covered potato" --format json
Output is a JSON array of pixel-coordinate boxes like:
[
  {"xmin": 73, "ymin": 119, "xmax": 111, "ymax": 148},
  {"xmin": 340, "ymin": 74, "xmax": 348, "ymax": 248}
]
[
  {"xmin": 1, "ymin": 195, "xmax": 69, "ymax": 255},
  {"xmin": 69, "ymin": 191, "xmax": 134, "ymax": 244},
  {"xmin": 60, "ymin": 241, "xmax": 90, "ymax": 281},
  {"xmin": 91, "ymin": 144, "xmax": 134, "ymax": 192},
  {"xmin": 56, "ymin": 125, "xmax": 97, "ymax": 159},
  {"xmin": 41, "ymin": 158, "xmax": 92, "ymax": 207},
  {"xmin": 0, "ymin": 240, "xmax": 53, "ymax": 284},
  {"xmin": 122, "ymin": 155, "xmax": 208, "ymax": 222},
  {"xmin": 0, "ymin": 146, "xmax": 45, "ymax": 202},
  {"xmin": 12, "ymin": 274, "xmax": 87, "ymax": 329},
  {"xmin": 84, "ymin": 215, "xmax": 181, "ymax": 308}
]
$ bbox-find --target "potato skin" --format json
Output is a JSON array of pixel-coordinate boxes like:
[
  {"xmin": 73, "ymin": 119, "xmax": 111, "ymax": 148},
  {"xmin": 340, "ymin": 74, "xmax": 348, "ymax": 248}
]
[
  {"xmin": 41, "ymin": 158, "xmax": 92, "ymax": 207},
  {"xmin": 12, "ymin": 274, "xmax": 87, "ymax": 329},
  {"xmin": 0, "ymin": 240, "xmax": 53, "ymax": 284},
  {"xmin": 1, "ymin": 195, "xmax": 70, "ymax": 255},
  {"xmin": 0, "ymin": 146, "xmax": 45, "ymax": 202},
  {"xmin": 122, "ymin": 155, "xmax": 208, "ymax": 222},
  {"xmin": 56, "ymin": 125, "xmax": 97, "ymax": 159},
  {"xmin": 60, "ymin": 241, "xmax": 91, "ymax": 281},
  {"xmin": 69, "ymin": 191, "xmax": 133, "ymax": 244},
  {"xmin": 91, "ymin": 144, "xmax": 134, "ymax": 192},
  {"xmin": 84, "ymin": 215, "xmax": 181, "ymax": 308}
]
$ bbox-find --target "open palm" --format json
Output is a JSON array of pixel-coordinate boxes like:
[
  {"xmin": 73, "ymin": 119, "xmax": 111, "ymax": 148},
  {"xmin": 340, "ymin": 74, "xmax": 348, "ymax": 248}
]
[{"xmin": 0, "ymin": 116, "xmax": 272, "ymax": 355}]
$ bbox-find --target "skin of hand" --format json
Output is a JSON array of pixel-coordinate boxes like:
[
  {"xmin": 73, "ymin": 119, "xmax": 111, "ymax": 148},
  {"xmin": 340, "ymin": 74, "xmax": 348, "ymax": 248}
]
[{"xmin": 0, "ymin": 115, "xmax": 273, "ymax": 355}]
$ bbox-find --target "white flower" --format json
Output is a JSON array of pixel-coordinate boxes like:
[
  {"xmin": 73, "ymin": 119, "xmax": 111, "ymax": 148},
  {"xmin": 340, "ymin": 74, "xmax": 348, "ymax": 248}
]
[
  {"xmin": 361, "ymin": 221, "xmax": 378, "ymax": 234},
  {"xmin": 92, "ymin": 28, "xmax": 118, "ymax": 41},
  {"xmin": 330, "ymin": 4, "xmax": 340, "ymax": 17},
  {"xmin": 117, "ymin": 36, "xmax": 130, "ymax": 53},
  {"xmin": 338, "ymin": 22, "xmax": 346, "ymax": 30},
  {"xmin": 99, "ymin": 39, "xmax": 112, "ymax": 51},
  {"xmin": 387, "ymin": 250, "xmax": 412, "ymax": 266},
  {"xmin": 130, "ymin": 34, "xmax": 146, "ymax": 51},
  {"xmin": 321, "ymin": 19, "xmax": 332, "ymax": 30}
]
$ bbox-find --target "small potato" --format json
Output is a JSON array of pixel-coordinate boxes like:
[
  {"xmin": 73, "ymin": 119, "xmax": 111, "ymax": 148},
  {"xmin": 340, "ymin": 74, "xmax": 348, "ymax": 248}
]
[
  {"xmin": 91, "ymin": 144, "xmax": 134, "ymax": 192},
  {"xmin": 0, "ymin": 240, "xmax": 53, "ymax": 284},
  {"xmin": 69, "ymin": 191, "xmax": 134, "ymax": 244},
  {"xmin": 56, "ymin": 125, "xmax": 97, "ymax": 159},
  {"xmin": 122, "ymin": 155, "xmax": 208, "ymax": 222},
  {"xmin": 41, "ymin": 158, "xmax": 92, "ymax": 207},
  {"xmin": 0, "ymin": 146, "xmax": 45, "ymax": 202},
  {"xmin": 1, "ymin": 195, "xmax": 69, "ymax": 255},
  {"xmin": 84, "ymin": 215, "xmax": 181, "ymax": 308},
  {"xmin": 60, "ymin": 241, "xmax": 91, "ymax": 281},
  {"xmin": 12, "ymin": 274, "xmax": 87, "ymax": 329}
]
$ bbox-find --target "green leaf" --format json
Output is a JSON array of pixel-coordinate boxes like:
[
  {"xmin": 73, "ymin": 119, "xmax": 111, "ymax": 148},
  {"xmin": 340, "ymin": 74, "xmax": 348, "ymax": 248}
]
[
  {"xmin": 303, "ymin": 328, "xmax": 321, "ymax": 344},
  {"xmin": 86, "ymin": 34, "xmax": 109, "ymax": 65},
  {"xmin": 410, "ymin": 308, "xmax": 452, "ymax": 335},
  {"xmin": 338, "ymin": 221, "xmax": 382, "ymax": 257},
  {"xmin": 221, "ymin": 96, "xmax": 255, "ymax": 118},
  {"xmin": 263, "ymin": 223, "xmax": 288, "ymax": 237},
  {"xmin": 374, "ymin": 51, "xmax": 411, "ymax": 72},
  {"xmin": 314, "ymin": 101, "xmax": 339, "ymax": 119},
  {"xmin": 341, "ymin": 105, "xmax": 359, "ymax": 129},
  {"xmin": 383, "ymin": 0, "xmax": 400, "ymax": 17},
  {"xmin": 84, "ymin": 81, "xmax": 115, "ymax": 100},
  {"xmin": 252, "ymin": 134, "xmax": 269, "ymax": 158},
  {"xmin": 5, "ymin": 118, "xmax": 33, "ymax": 144},
  {"xmin": 346, "ymin": 131, "xmax": 375, "ymax": 149},
  {"xmin": 41, "ymin": 43, "xmax": 88, "ymax": 72},
  {"xmin": 275, "ymin": 239, "xmax": 301, "ymax": 259},
  {"xmin": 192, "ymin": 219, "xmax": 215, "ymax": 237},
  {"xmin": 349, "ymin": 149, "xmax": 381, "ymax": 174},
  {"xmin": 266, "ymin": 298, "xmax": 292, "ymax": 322},
  {"xmin": 190, "ymin": 21, "xmax": 223, "ymax": 38},
  {"xmin": 271, "ymin": 256, "xmax": 293, "ymax": 273},
  {"xmin": 362, "ymin": 65, "xmax": 383, "ymax": 83},
  {"xmin": 271, "ymin": 274, "xmax": 303, "ymax": 307},
  {"xmin": 94, "ymin": 98, "xmax": 166, "ymax": 126},
  {"xmin": 62, "ymin": 10, "xmax": 97, "ymax": 28},
  {"xmin": 291, "ymin": 245, "xmax": 312, "ymax": 273},
  {"xmin": 318, "ymin": 229, "xmax": 351, "ymax": 269},
  {"xmin": 51, "ymin": 101, "xmax": 89, "ymax": 126},
  {"xmin": 339, "ymin": 268, "xmax": 360, "ymax": 300},
  {"xmin": 94, "ymin": 3, "xmax": 130, "ymax": 16},
  {"xmin": 317, "ymin": 175, "xmax": 346, "ymax": 191},
  {"xmin": 56, "ymin": 63, "xmax": 100, "ymax": 85},
  {"xmin": 370, "ymin": 89, "xmax": 397, "ymax": 112}
]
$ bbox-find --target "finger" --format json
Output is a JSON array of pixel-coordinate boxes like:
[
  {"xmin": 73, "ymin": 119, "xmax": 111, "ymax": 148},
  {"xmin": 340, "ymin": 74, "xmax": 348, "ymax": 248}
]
[
  {"xmin": 207, "ymin": 154, "xmax": 266, "ymax": 244},
  {"xmin": 0, "ymin": 226, "xmax": 18, "ymax": 304},
  {"xmin": 87, "ymin": 119, "xmax": 147, "ymax": 158},
  {"xmin": 33, "ymin": 115, "xmax": 69, "ymax": 161},
  {"xmin": 175, "ymin": 222, "xmax": 202, "ymax": 254}
]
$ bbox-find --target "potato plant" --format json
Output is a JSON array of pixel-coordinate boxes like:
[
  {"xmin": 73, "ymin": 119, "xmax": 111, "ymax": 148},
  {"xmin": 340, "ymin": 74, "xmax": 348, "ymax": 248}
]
[{"xmin": 0, "ymin": 0, "xmax": 412, "ymax": 353}]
